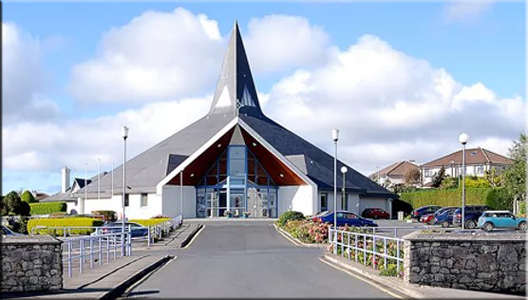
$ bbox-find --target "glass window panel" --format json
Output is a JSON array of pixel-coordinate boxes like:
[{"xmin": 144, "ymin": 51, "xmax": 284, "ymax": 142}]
[{"xmin": 230, "ymin": 159, "xmax": 245, "ymax": 176}]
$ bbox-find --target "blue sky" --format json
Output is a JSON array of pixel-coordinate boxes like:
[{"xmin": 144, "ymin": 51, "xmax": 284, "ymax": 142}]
[{"xmin": 2, "ymin": 2, "xmax": 525, "ymax": 195}]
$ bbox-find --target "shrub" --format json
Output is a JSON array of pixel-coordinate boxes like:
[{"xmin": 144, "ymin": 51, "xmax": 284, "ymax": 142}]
[
  {"xmin": 3, "ymin": 191, "xmax": 30, "ymax": 216},
  {"xmin": 399, "ymin": 188, "xmax": 492, "ymax": 209},
  {"xmin": 92, "ymin": 210, "xmax": 117, "ymax": 222},
  {"xmin": 21, "ymin": 190, "xmax": 37, "ymax": 203},
  {"xmin": 30, "ymin": 202, "xmax": 67, "ymax": 215},
  {"xmin": 485, "ymin": 188, "xmax": 512, "ymax": 211},
  {"xmin": 28, "ymin": 217, "xmax": 103, "ymax": 235},
  {"xmin": 277, "ymin": 211, "xmax": 304, "ymax": 227},
  {"xmin": 129, "ymin": 218, "xmax": 170, "ymax": 227}
]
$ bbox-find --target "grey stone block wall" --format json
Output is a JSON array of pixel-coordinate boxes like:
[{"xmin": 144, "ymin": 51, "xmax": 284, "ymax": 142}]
[
  {"xmin": 2, "ymin": 235, "xmax": 63, "ymax": 292},
  {"xmin": 403, "ymin": 231, "xmax": 526, "ymax": 294}
]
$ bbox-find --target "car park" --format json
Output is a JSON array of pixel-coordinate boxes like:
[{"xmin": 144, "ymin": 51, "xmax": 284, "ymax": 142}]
[
  {"xmin": 419, "ymin": 214, "xmax": 435, "ymax": 224},
  {"xmin": 411, "ymin": 205, "xmax": 441, "ymax": 221},
  {"xmin": 478, "ymin": 211, "xmax": 527, "ymax": 232},
  {"xmin": 361, "ymin": 208, "xmax": 390, "ymax": 219},
  {"xmin": 433, "ymin": 207, "xmax": 458, "ymax": 227},
  {"xmin": 312, "ymin": 211, "xmax": 378, "ymax": 227},
  {"xmin": 452, "ymin": 205, "xmax": 493, "ymax": 229}
]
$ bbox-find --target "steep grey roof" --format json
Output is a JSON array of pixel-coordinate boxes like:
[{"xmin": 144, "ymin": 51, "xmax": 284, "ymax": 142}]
[
  {"xmin": 41, "ymin": 191, "xmax": 77, "ymax": 202},
  {"xmin": 75, "ymin": 21, "xmax": 395, "ymax": 199}
]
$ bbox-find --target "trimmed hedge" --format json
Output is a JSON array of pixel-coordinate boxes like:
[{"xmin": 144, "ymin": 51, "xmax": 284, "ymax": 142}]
[
  {"xmin": 30, "ymin": 202, "xmax": 67, "ymax": 215},
  {"xmin": 399, "ymin": 188, "xmax": 492, "ymax": 209},
  {"xmin": 28, "ymin": 217, "xmax": 103, "ymax": 235},
  {"xmin": 277, "ymin": 211, "xmax": 305, "ymax": 227},
  {"xmin": 129, "ymin": 218, "xmax": 170, "ymax": 227}
]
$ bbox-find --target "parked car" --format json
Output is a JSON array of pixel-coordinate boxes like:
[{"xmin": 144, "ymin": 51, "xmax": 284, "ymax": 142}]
[
  {"xmin": 452, "ymin": 205, "xmax": 493, "ymax": 229},
  {"xmin": 477, "ymin": 211, "xmax": 527, "ymax": 232},
  {"xmin": 411, "ymin": 205, "xmax": 441, "ymax": 221},
  {"xmin": 361, "ymin": 208, "xmax": 390, "ymax": 220},
  {"xmin": 420, "ymin": 214, "xmax": 435, "ymax": 224},
  {"xmin": 95, "ymin": 222, "xmax": 148, "ymax": 237},
  {"xmin": 1, "ymin": 225, "xmax": 21, "ymax": 235},
  {"xmin": 312, "ymin": 211, "xmax": 378, "ymax": 227},
  {"xmin": 433, "ymin": 207, "xmax": 458, "ymax": 227}
]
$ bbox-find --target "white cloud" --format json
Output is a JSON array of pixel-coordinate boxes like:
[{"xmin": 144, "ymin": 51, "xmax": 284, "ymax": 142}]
[
  {"xmin": 69, "ymin": 8, "xmax": 226, "ymax": 104},
  {"xmin": 2, "ymin": 22, "xmax": 59, "ymax": 125},
  {"xmin": 443, "ymin": 1, "xmax": 494, "ymax": 23},
  {"xmin": 2, "ymin": 97, "xmax": 210, "ymax": 173},
  {"xmin": 266, "ymin": 34, "xmax": 524, "ymax": 175},
  {"xmin": 244, "ymin": 15, "xmax": 330, "ymax": 73}
]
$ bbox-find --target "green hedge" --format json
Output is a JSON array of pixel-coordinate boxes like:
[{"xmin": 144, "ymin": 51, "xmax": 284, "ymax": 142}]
[
  {"xmin": 399, "ymin": 188, "xmax": 493, "ymax": 209},
  {"xmin": 277, "ymin": 211, "xmax": 305, "ymax": 227},
  {"xmin": 28, "ymin": 217, "xmax": 103, "ymax": 235},
  {"xmin": 129, "ymin": 218, "xmax": 170, "ymax": 227},
  {"xmin": 30, "ymin": 202, "xmax": 67, "ymax": 215}
]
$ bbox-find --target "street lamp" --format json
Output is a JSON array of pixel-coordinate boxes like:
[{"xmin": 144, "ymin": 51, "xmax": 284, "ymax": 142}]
[
  {"xmin": 122, "ymin": 126, "xmax": 129, "ymax": 237},
  {"xmin": 332, "ymin": 129, "xmax": 339, "ymax": 254},
  {"xmin": 376, "ymin": 166, "xmax": 380, "ymax": 183},
  {"xmin": 341, "ymin": 166, "xmax": 348, "ymax": 211},
  {"xmin": 459, "ymin": 133, "xmax": 469, "ymax": 229}
]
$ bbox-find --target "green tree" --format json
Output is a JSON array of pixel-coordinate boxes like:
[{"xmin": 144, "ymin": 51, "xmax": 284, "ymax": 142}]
[
  {"xmin": 404, "ymin": 168, "xmax": 421, "ymax": 186},
  {"xmin": 3, "ymin": 191, "xmax": 30, "ymax": 216},
  {"xmin": 484, "ymin": 167, "xmax": 505, "ymax": 188},
  {"xmin": 21, "ymin": 190, "xmax": 36, "ymax": 203},
  {"xmin": 504, "ymin": 134, "xmax": 526, "ymax": 213},
  {"xmin": 431, "ymin": 166, "xmax": 446, "ymax": 188}
]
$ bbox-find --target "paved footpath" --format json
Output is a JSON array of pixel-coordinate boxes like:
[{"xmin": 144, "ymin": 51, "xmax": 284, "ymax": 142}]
[{"xmin": 126, "ymin": 221, "xmax": 395, "ymax": 298}]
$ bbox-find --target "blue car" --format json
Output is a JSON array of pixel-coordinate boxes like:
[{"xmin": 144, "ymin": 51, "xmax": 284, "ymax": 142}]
[
  {"xmin": 433, "ymin": 207, "xmax": 458, "ymax": 227},
  {"xmin": 312, "ymin": 211, "xmax": 378, "ymax": 227},
  {"xmin": 477, "ymin": 211, "xmax": 527, "ymax": 232},
  {"xmin": 453, "ymin": 205, "xmax": 493, "ymax": 229},
  {"xmin": 96, "ymin": 222, "xmax": 149, "ymax": 237}
]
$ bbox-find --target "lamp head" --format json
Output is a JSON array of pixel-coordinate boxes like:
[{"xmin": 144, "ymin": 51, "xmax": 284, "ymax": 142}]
[
  {"xmin": 459, "ymin": 133, "xmax": 469, "ymax": 145},
  {"xmin": 332, "ymin": 129, "xmax": 339, "ymax": 142},
  {"xmin": 340, "ymin": 166, "xmax": 348, "ymax": 174},
  {"xmin": 122, "ymin": 126, "xmax": 129, "ymax": 139}
]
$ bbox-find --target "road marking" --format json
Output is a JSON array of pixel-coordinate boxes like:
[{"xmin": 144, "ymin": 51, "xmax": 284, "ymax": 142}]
[
  {"xmin": 181, "ymin": 225, "xmax": 206, "ymax": 250},
  {"xmin": 271, "ymin": 223, "xmax": 304, "ymax": 247},
  {"xmin": 318, "ymin": 257, "xmax": 406, "ymax": 299}
]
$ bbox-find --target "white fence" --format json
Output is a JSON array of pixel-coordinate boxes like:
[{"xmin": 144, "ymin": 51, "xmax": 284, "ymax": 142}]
[
  {"xmin": 63, "ymin": 231, "xmax": 132, "ymax": 278},
  {"xmin": 329, "ymin": 227, "xmax": 405, "ymax": 273}
]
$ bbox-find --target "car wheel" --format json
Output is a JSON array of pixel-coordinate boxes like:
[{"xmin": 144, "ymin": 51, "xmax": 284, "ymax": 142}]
[
  {"xmin": 442, "ymin": 221, "xmax": 449, "ymax": 228},
  {"xmin": 465, "ymin": 220, "xmax": 476, "ymax": 229},
  {"xmin": 483, "ymin": 222, "xmax": 494, "ymax": 232},
  {"xmin": 518, "ymin": 221, "xmax": 527, "ymax": 230}
]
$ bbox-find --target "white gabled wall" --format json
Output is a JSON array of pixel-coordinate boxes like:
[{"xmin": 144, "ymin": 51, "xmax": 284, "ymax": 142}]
[
  {"xmin": 80, "ymin": 194, "xmax": 163, "ymax": 220},
  {"xmin": 162, "ymin": 185, "xmax": 196, "ymax": 218},
  {"xmin": 278, "ymin": 185, "xmax": 316, "ymax": 216}
]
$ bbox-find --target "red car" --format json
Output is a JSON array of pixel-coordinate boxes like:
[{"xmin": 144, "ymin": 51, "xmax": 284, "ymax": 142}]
[
  {"xmin": 361, "ymin": 208, "xmax": 390, "ymax": 220},
  {"xmin": 420, "ymin": 214, "xmax": 435, "ymax": 224}
]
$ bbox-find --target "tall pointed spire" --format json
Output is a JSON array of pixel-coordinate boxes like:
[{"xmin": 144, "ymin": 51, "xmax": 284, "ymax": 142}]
[{"xmin": 209, "ymin": 21, "xmax": 263, "ymax": 117}]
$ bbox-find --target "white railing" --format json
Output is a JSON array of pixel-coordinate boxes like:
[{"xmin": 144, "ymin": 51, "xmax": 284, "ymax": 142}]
[
  {"xmin": 62, "ymin": 231, "xmax": 132, "ymax": 278},
  {"xmin": 31, "ymin": 226, "xmax": 104, "ymax": 237},
  {"xmin": 359, "ymin": 226, "xmax": 460, "ymax": 238},
  {"xmin": 329, "ymin": 227, "xmax": 405, "ymax": 273},
  {"xmin": 142, "ymin": 215, "xmax": 183, "ymax": 247}
]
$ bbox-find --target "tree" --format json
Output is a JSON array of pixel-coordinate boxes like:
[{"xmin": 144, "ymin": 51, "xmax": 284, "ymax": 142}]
[
  {"xmin": 431, "ymin": 166, "xmax": 446, "ymax": 188},
  {"xmin": 404, "ymin": 168, "xmax": 421, "ymax": 186},
  {"xmin": 484, "ymin": 167, "xmax": 505, "ymax": 188},
  {"xmin": 382, "ymin": 178, "xmax": 392, "ymax": 188},
  {"xmin": 3, "ymin": 191, "xmax": 30, "ymax": 216},
  {"xmin": 504, "ymin": 133, "xmax": 526, "ymax": 214},
  {"xmin": 21, "ymin": 190, "xmax": 36, "ymax": 203}
]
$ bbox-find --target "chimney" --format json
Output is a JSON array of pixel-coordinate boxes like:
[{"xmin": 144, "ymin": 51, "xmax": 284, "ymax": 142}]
[{"xmin": 61, "ymin": 166, "xmax": 71, "ymax": 193}]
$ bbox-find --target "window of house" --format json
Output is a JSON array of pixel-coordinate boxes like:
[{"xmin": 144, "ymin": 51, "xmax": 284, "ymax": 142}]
[
  {"xmin": 124, "ymin": 194, "xmax": 129, "ymax": 207},
  {"xmin": 424, "ymin": 169, "xmax": 431, "ymax": 177},
  {"xmin": 476, "ymin": 165, "xmax": 484, "ymax": 175},
  {"xmin": 140, "ymin": 193, "xmax": 148, "ymax": 207},
  {"xmin": 321, "ymin": 193, "xmax": 328, "ymax": 212}
]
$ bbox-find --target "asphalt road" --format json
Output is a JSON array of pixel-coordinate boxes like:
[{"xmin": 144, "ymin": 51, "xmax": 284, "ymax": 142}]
[{"xmin": 127, "ymin": 221, "xmax": 394, "ymax": 298}]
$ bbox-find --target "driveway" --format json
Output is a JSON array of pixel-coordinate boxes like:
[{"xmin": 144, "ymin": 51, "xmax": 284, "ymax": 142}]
[{"xmin": 127, "ymin": 221, "xmax": 394, "ymax": 298}]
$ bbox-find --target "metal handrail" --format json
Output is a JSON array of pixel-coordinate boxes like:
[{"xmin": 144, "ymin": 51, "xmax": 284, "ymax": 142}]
[
  {"xmin": 62, "ymin": 231, "xmax": 132, "ymax": 278},
  {"xmin": 329, "ymin": 227, "xmax": 405, "ymax": 273}
]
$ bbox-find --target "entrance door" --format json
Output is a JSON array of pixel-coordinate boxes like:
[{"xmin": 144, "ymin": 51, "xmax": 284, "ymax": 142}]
[{"xmin": 230, "ymin": 191, "xmax": 245, "ymax": 217}]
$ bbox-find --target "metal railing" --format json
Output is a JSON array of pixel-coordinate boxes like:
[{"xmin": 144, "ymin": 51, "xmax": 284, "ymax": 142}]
[
  {"xmin": 360, "ymin": 226, "xmax": 460, "ymax": 238},
  {"xmin": 32, "ymin": 226, "xmax": 104, "ymax": 237},
  {"xmin": 62, "ymin": 231, "xmax": 132, "ymax": 278},
  {"xmin": 142, "ymin": 215, "xmax": 184, "ymax": 247},
  {"xmin": 329, "ymin": 227, "xmax": 405, "ymax": 273}
]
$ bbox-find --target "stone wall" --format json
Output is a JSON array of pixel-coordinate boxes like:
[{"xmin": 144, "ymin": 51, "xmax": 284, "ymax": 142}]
[
  {"xmin": 403, "ymin": 231, "xmax": 525, "ymax": 294},
  {"xmin": 2, "ymin": 235, "xmax": 63, "ymax": 292}
]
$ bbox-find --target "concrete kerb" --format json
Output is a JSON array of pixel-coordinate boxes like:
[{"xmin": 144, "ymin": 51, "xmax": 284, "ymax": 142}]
[
  {"xmin": 272, "ymin": 223, "xmax": 327, "ymax": 248},
  {"xmin": 180, "ymin": 224, "xmax": 204, "ymax": 249},
  {"xmin": 99, "ymin": 255, "xmax": 173, "ymax": 300}
]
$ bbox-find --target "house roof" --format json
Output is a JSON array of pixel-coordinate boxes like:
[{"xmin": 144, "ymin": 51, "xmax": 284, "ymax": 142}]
[
  {"xmin": 370, "ymin": 161, "xmax": 419, "ymax": 178},
  {"xmin": 74, "ymin": 22, "xmax": 395, "ymax": 199},
  {"xmin": 422, "ymin": 147, "xmax": 513, "ymax": 168}
]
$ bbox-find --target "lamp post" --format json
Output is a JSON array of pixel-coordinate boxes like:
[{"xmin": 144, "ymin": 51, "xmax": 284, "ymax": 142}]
[
  {"xmin": 332, "ymin": 129, "xmax": 339, "ymax": 254},
  {"xmin": 376, "ymin": 166, "xmax": 380, "ymax": 183},
  {"xmin": 459, "ymin": 133, "xmax": 469, "ymax": 229},
  {"xmin": 122, "ymin": 126, "xmax": 129, "ymax": 236},
  {"xmin": 111, "ymin": 162, "xmax": 114, "ymax": 197},
  {"xmin": 341, "ymin": 166, "xmax": 348, "ymax": 211},
  {"xmin": 180, "ymin": 169, "xmax": 184, "ymax": 218},
  {"xmin": 84, "ymin": 163, "xmax": 87, "ymax": 215}
]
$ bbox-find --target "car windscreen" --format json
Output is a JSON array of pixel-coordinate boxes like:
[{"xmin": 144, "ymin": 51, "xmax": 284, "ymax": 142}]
[{"xmin": 315, "ymin": 211, "xmax": 331, "ymax": 217}]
